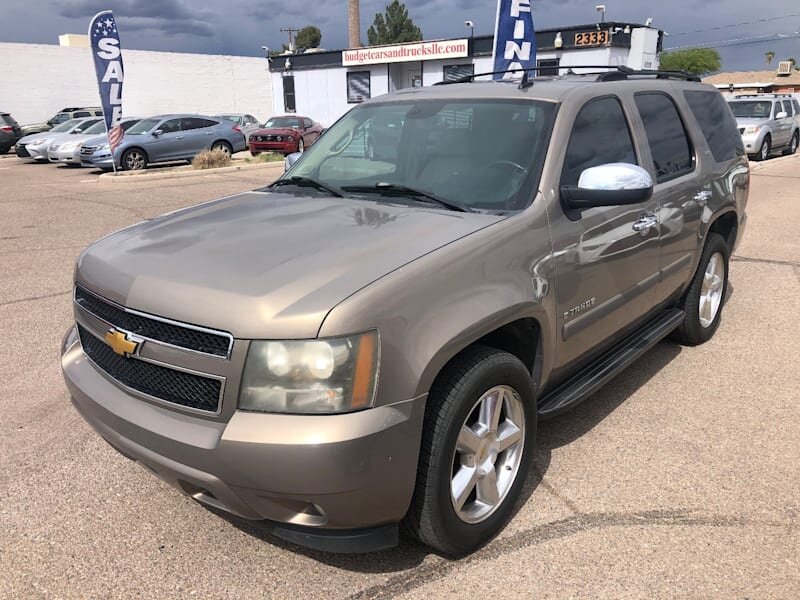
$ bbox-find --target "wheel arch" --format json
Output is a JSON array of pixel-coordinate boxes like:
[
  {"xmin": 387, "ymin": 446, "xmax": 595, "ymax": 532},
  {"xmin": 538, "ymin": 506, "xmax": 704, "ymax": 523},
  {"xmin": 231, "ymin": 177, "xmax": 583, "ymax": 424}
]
[
  {"xmin": 120, "ymin": 146, "xmax": 148, "ymax": 167},
  {"xmin": 415, "ymin": 309, "xmax": 547, "ymax": 401},
  {"xmin": 211, "ymin": 139, "xmax": 233, "ymax": 151}
]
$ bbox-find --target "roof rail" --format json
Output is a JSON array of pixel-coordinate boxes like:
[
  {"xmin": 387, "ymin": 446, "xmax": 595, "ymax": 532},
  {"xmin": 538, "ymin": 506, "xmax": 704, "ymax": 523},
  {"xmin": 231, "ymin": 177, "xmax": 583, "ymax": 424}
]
[
  {"xmin": 434, "ymin": 65, "xmax": 699, "ymax": 86},
  {"xmin": 733, "ymin": 93, "xmax": 794, "ymax": 99}
]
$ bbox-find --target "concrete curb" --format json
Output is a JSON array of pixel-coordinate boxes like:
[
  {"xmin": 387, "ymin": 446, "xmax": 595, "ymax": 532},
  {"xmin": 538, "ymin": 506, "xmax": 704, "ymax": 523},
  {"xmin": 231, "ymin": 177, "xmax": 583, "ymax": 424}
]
[
  {"xmin": 98, "ymin": 160, "xmax": 284, "ymax": 182},
  {"xmin": 749, "ymin": 152, "xmax": 799, "ymax": 171}
]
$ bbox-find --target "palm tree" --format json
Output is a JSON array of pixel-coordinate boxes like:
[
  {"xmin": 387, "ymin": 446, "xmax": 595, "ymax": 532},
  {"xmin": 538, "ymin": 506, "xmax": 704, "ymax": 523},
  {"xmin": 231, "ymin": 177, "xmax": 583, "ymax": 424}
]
[
  {"xmin": 348, "ymin": 0, "xmax": 361, "ymax": 47},
  {"xmin": 765, "ymin": 51, "xmax": 776, "ymax": 65}
]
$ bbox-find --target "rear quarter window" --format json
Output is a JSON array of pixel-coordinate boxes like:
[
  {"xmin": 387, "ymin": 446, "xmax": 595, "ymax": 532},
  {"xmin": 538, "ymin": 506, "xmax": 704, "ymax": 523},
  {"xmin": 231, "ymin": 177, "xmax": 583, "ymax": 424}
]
[{"xmin": 684, "ymin": 90, "xmax": 744, "ymax": 163}]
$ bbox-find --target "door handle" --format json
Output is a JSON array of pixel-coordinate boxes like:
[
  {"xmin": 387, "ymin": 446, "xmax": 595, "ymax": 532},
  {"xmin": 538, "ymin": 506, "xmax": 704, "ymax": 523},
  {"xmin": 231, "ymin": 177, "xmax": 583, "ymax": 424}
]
[
  {"xmin": 632, "ymin": 214, "xmax": 658, "ymax": 235},
  {"xmin": 176, "ymin": 136, "xmax": 185, "ymax": 140},
  {"xmin": 205, "ymin": 131, "xmax": 213, "ymax": 135},
  {"xmin": 694, "ymin": 190, "xmax": 712, "ymax": 206}
]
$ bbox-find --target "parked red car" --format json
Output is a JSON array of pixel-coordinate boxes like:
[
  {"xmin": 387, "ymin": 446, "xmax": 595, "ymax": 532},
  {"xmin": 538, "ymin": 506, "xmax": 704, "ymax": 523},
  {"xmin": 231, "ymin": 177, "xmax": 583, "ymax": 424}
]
[{"xmin": 249, "ymin": 115, "xmax": 323, "ymax": 155}]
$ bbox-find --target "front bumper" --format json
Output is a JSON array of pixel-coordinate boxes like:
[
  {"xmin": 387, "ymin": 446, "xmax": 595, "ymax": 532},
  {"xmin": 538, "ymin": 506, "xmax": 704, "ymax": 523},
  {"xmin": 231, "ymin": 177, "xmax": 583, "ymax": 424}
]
[
  {"xmin": 740, "ymin": 131, "xmax": 765, "ymax": 154},
  {"xmin": 49, "ymin": 147, "xmax": 82, "ymax": 164},
  {"xmin": 249, "ymin": 141, "xmax": 297, "ymax": 154},
  {"xmin": 81, "ymin": 152, "xmax": 114, "ymax": 169},
  {"xmin": 18, "ymin": 143, "xmax": 48, "ymax": 160},
  {"xmin": 61, "ymin": 326, "xmax": 425, "ymax": 550}
]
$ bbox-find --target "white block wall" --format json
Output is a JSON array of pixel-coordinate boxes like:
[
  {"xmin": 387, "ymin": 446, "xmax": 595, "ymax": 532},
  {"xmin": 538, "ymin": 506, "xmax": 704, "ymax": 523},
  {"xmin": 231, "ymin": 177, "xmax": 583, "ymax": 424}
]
[{"xmin": 0, "ymin": 43, "xmax": 273, "ymax": 125}]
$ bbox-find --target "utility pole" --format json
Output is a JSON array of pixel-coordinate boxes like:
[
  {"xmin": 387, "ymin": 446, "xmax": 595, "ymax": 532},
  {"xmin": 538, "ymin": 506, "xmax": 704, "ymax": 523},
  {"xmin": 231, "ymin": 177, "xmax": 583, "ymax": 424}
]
[
  {"xmin": 348, "ymin": 0, "xmax": 361, "ymax": 47},
  {"xmin": 280, "ymin": 27, "xmax": 300, "ymax": 53}
]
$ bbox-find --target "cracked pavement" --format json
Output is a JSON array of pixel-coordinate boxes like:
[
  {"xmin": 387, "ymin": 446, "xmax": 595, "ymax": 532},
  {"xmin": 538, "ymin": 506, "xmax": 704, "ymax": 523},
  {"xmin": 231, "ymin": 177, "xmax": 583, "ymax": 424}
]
[{"xmin": 0, "ymin": 155, "xmax": 798, "ymax": 598}]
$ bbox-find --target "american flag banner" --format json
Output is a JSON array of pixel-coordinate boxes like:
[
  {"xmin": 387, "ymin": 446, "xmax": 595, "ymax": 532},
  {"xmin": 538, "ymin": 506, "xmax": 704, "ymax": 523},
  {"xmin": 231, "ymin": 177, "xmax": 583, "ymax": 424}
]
[{"xmin": 88, "ymin": 11, "xmax": 125, "ymax": 160}]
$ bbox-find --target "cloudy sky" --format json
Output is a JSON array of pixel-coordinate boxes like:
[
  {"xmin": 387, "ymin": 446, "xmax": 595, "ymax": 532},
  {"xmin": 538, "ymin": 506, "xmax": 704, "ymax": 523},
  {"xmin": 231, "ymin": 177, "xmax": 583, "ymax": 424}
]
[{"xmin": 1, "ymin": 0, "xmax": 799, "ymax": 71}]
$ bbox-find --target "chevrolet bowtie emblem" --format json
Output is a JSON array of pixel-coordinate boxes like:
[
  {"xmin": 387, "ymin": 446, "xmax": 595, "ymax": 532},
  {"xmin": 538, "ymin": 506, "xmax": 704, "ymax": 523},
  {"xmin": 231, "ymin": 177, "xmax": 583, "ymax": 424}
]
[{"xmin": 104, "ymin": 329, "xmax": 139, "ymax": 357}]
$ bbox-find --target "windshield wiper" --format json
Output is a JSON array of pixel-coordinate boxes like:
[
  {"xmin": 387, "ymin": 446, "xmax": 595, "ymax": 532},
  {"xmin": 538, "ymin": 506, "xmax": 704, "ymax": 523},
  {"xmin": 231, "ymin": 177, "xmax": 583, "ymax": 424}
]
[
  {"xmin": 269, "ymin": 176, "xmax": 344, "ymax": 198},
  {"xmin": 341, "ymin": 182, "xmax": 472, "ymax": 213}
]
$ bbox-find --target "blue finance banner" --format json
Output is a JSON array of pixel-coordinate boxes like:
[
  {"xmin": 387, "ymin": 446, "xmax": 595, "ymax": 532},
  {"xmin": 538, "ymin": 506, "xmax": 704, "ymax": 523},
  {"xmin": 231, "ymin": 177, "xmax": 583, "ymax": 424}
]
[
  {"xmin": 89, "ymin": 11, "xmax": 125, "ymax": 152},
  {"xmin": 491, "ymin": 0, "xmax": 537, "ymax": 80}
]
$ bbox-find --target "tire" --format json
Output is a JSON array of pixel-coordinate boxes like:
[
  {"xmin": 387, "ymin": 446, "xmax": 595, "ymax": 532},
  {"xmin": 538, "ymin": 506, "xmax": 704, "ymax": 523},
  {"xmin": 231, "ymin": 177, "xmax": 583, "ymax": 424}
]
[
  {"xmin": 0, "ymin": 146, "xmax": 9, "ymax": 154},
  {"xmin": 754, "ymin": 135, "xmax": 771, "ymax": 162},
  {"xmin": 211, "ymin": 141, "xmax": 232, "ymax": 156},
  {"xmin": 405, "ymin": 346, "xmax": 536, "ymax": 556},
  {"xmin": 672, "ymin": 233, "xmax": 729, "ymax": 346},
  {"xmin": 121, "ymin": 148, "xmax": 147, "ymax": 171},
  {"xmin": 297, "ymin": 137, "xmax": 305, "ymax": 153},
  {"xmin": 783, "ymin": 131, "xmax": 799, "ymax": 156}
]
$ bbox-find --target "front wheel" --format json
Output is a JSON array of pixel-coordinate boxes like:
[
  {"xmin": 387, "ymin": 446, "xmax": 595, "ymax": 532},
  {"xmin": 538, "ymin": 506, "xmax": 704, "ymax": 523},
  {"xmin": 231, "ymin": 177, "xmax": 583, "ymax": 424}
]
[
  {"xmin": 121, "ymin": 148, "xmax": 147, "ymax": 171},
  {"xmin": 783, "ymin": 131, "xmax": 799, "ymax": 156},
  {"xmin": 754, "ymin": 135, "xmax": 771, "ymax": 162},
  {"xmin": 672, "ymin": 233, "xmax": 729, "ymax": 346},
  {"xmin": 297, "ymin": 137, "xmax": 304, "ymax": 153},
  {"xmin": 405, "ymin": 346, "xmax": 536, "ymax": 556}
]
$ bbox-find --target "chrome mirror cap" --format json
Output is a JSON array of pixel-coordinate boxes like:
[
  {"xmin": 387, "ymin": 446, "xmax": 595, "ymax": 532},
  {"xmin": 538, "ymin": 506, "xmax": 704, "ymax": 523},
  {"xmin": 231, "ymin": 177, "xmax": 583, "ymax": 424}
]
[{"xmin": 578, "ymin": 163, "xmax": 654, "ymax": 191}]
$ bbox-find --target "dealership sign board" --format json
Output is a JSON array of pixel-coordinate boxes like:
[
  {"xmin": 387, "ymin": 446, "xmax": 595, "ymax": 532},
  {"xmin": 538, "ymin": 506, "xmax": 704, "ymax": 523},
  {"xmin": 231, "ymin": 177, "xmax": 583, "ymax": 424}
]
[
  {"xmin": 89, "ymin": 10, "xmax": 125, "ymax": 156},
  {"xmin": 342, "ymin": 39, "xmax": 469, "ymax": 66}
]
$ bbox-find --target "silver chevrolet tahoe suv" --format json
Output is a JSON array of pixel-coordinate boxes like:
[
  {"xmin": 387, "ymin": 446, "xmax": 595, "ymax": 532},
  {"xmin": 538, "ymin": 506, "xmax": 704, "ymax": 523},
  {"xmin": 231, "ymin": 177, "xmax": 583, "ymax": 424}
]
[
  {"xmin": 61, "ymin": 68, "xmax": 749, "ymax": 557},
  {"xmin": 728, "ymin": 93, "xmax": 800, "ymax": 161}
]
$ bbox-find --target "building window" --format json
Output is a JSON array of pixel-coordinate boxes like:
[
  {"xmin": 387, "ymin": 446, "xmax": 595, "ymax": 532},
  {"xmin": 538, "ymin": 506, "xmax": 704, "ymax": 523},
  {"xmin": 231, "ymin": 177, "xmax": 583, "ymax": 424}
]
[
  {"xmin": 347, "ymin": 71, "xmax": 371, "ymax": 103},
  {"xmin": 283, "ymin": 76, "xmax": 296, "ymax": 112},
  {"xmin": 443, "ymin": 64, "xmax": 474, "ymax": 83},
  {"xmin": 536, "ymin": 59, "xmax": 559, "ymax": 76}
]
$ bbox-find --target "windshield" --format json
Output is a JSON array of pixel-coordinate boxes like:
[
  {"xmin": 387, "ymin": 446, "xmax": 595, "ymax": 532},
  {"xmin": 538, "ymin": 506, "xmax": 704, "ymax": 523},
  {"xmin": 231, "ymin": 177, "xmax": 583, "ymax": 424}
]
[
  {"xmin": 50, "ymin": 119, "xmax": 80, "ymax": 133},
  {"xmin": 729, "ymin": 101, "xmax": 775, "ymax": 119},
  {"xmin": 284, "ymin": 99, "xmax": 556, "ymax": 212},
  {"xmin": 50, "ymin": 113, "xmax": 70, "ymax": 125},
  {"xmin": 265, "ymin": 117, "xmax": 302, "ymax": 128},
  {"xmin": 83, "ymin": 120, "xmax": 108, "ymax": 135},
  {"xmin": 126, "ymin": 118, "xmax": 160, "ymax": 134}
]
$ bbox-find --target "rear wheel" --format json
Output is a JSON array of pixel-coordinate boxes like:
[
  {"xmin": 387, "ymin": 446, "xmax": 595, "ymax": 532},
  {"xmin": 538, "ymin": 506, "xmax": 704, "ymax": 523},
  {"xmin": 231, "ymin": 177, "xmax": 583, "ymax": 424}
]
[
  {"xmin": 121, "ymin": 148, "xmax": 147, "ymax": 171},
  {"xmin": 672, "ymin": 233, "xmax": 729, "ymax": 346},
  {"xmin": 211, "ymin": 141, "xmax": 232, "ymax": 156},
  {"xmin": 405, "ymin": 346, "xmax": 536, "ymax": 556}
]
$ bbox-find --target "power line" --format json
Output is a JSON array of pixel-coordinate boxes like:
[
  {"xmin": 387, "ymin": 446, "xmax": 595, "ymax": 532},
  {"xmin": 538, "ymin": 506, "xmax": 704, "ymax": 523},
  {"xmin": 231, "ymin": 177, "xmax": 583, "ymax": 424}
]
[
  {"xmin": 671, "ymin": 13, "xmax": 800, "ymax": 36},
  {"xmin": 666, "ymin": 32, "xmax": 800, "ymax": 51}
]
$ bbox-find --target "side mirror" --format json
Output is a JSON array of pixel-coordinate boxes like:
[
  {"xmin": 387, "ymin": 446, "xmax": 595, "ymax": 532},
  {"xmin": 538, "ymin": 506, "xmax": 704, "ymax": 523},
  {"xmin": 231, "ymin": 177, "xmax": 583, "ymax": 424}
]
[
  {"xmin": 152, "ymin": 129, "xmax": 163, "ymax": 137},
  {"xmin": 561, "ymin": 163, "xmax": 654, "ymax": 212},
  {"xmin": 775, "ymin": 111, "xmax": 788, "ymax": 120},
  {"xmin": 284, "ymin": 152, "xmax": 302, "ymax": 171}
]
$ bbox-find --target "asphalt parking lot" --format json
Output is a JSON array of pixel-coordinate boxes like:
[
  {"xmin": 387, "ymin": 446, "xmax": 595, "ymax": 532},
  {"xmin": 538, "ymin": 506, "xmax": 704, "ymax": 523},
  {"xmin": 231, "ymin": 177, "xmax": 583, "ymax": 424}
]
[{"xmin": 1, "ymin": 155, "xmax": 798, "ymax": 599}]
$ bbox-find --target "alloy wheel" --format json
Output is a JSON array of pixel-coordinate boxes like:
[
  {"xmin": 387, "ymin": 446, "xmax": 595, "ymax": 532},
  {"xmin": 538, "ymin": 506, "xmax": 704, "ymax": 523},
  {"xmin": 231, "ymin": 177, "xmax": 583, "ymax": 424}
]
[
  {"xmin": 699, "ymin": 251, "xmax": 725, "ymax": 328},
  {"xmin": 125, "ymin": 150, "xmax": 145, "ymax": 170},
  {"xmin": 450, "ymin": 385, "xmax": 525, "ymax": 524}
]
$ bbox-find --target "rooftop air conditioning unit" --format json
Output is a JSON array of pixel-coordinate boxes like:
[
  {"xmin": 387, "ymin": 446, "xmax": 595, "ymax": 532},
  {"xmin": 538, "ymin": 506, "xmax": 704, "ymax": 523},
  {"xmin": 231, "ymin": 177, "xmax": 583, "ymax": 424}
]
[{"xmin": 777, "ymin": 61, "xmax": 792, "ymax": 76}]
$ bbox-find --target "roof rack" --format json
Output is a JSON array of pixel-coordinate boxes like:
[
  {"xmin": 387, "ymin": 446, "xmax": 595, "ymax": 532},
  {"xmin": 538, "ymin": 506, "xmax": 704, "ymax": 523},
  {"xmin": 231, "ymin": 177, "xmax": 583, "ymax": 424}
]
[
  {"xmin": 435, "ymin": 65, "xmax": 700, "ymax": 86},
  {"xmin": 733, "ymin": 93, "xmax": 794, "ymax": 99}
]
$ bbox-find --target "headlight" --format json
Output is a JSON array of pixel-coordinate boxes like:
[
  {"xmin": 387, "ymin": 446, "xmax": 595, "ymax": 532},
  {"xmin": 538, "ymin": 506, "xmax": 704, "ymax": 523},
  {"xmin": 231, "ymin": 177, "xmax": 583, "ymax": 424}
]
[
  {"xmin": 61, "ymin": 142, "xmax": 77, "ymax": 151},
  {"xmin": 31, "ymin": 138, "xmax": 51, "ymax": 146},
  {"xmin": 743, "ymin": 126, "xmax": 761, "ymax": 135},
  {"xmin": 98, "ymin": 143, "xmax": 110, "ymax": 151},
  {"xmin": 239, "ymin": 331, "xmax": 379, "ymax": 414}
]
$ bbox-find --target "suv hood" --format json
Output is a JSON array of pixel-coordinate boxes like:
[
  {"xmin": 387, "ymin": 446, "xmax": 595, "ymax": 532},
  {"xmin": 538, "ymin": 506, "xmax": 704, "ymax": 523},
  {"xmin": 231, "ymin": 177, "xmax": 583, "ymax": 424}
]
[
  {"xmin": 76, "ymin": 191, "xmax": 502, "ymax": 339},
  {"xmin": 734, "ymin": 117, "xmax": 769, "ymax": 128}
]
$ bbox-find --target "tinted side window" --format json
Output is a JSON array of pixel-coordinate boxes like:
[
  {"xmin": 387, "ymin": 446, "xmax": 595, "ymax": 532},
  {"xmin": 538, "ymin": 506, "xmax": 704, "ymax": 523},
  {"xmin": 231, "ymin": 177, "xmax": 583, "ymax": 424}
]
[
  {"xmin": 73, "ymin": 111, "xmax": 91, "ymax": 118},
  {"xmin": 782, "ymin": 101, "xmax": 793, "ymax": 117},
  {"xmin": 684, "ymin": 90, "xmax": 744, "ymax": 163},
  {"xmin": 159, "ymin": 119, "xmax": 182, "ymax": 133},
  {"xmin": 635, "ymin": 93, "xmax": 693, "ymax": 183},
  {"xmin": 561, "ymin": 96, "xmax": 637, "ymax": 187},
  {"xmin": 183, "ymin": 118, "xmax": 218, "ymax": 130},
  {"xmin": 303, "ymin": 118, "xmax": 313, "ymax": 128},
  {"xmin": 793, "ymin": 100, "xmax": 800, "ymax": 115}
]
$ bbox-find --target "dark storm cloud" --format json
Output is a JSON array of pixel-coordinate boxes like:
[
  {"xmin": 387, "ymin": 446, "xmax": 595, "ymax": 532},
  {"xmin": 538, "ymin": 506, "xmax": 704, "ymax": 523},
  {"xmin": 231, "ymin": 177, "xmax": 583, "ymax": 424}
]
[{"xmin": 2, "ymin": 0, "xmax": 798, "ymax": 69}]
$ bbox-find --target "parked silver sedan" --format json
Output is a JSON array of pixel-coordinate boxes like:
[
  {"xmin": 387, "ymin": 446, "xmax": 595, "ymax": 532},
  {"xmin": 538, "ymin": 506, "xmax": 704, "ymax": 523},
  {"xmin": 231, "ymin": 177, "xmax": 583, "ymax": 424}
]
[
  {"xmin": 48, "ymin": 118, "xmax": 141, "ymax": 167},
  {"xmin": 214, "ymin": 113, "xmax": 261, "ymax": 141},
  {"xmin": 15, "ymin": 118, "xmax": 102, "ymax": 162}
]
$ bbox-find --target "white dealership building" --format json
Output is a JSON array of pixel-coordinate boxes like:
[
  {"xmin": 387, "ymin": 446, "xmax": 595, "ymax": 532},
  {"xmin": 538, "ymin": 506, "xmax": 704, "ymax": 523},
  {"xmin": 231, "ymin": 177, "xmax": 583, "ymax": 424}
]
[
  {"xmin": 270, "ymin": 22, "xmax": 663, "ymax": 126},
  {"xmin": 0, "ymin": 40, "xmax": 273, "ymax": 126}
]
